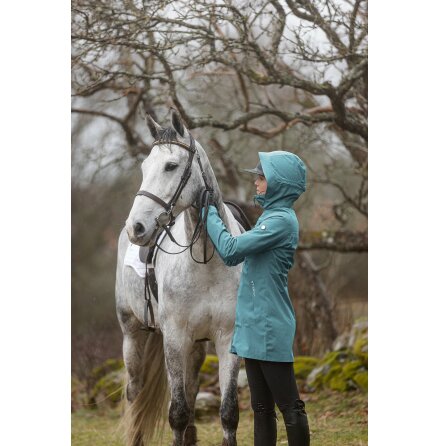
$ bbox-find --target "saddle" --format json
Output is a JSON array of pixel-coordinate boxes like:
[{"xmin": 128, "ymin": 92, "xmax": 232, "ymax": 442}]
[
  {"xmin": 223, "ymin": 200, "xmax": 252, "ymax": 232},
  {"xmin": 139, "ymin": 200, "xmax": 252, "ymax": 303}
]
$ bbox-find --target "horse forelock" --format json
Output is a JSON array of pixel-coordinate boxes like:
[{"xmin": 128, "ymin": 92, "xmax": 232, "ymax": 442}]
[{"xmin": 156, "ymin": 126, "xmax": 178, "ymax": 143}]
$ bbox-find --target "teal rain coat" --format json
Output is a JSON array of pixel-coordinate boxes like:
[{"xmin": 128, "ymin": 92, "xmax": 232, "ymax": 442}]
[{"xmin": 203, "ymin": 151, "xmax": 306, "ymax": 362}]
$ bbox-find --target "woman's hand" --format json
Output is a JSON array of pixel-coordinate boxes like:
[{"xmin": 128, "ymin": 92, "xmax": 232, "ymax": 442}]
[{"xmin": 201, "ymin": 204, "xmax": 216, "ymax": 219}]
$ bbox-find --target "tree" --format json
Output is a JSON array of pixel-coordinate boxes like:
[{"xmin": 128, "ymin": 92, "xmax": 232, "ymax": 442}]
[{"xmin": 72, "ymin": 0, "xmax": 368, "ymax": 350}]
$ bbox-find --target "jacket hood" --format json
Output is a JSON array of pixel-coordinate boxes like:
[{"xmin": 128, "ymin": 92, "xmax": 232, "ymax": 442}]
[{"xmin": 254, "ymin": 151, "xmax": 307, "ymax": 210}]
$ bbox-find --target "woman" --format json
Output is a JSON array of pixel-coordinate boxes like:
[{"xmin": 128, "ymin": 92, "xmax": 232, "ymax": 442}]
[{"xmin": 202, "ymin": 150, "xmax": 310, "ymax": 446}]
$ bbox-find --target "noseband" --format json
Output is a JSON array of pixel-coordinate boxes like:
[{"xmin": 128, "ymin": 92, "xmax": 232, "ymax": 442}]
[{"xmin": 136, "ymin": 133, "xmax": 212, "ymax": 231}]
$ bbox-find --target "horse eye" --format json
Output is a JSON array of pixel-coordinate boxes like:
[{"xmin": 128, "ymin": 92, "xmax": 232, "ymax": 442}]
[{"xmin": 165, "ymin": 163, "xmax": 178, "ymax": 172}]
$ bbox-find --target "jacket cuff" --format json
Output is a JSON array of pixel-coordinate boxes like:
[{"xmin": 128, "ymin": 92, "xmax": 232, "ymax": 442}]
[{"xmin": 208, "ymin": 204, "xmax": 218, "ymax": 214}]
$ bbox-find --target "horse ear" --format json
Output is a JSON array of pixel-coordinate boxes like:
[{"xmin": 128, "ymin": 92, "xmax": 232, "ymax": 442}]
[
  {"xmin": 144, "ymin": 114, "xmax": 163, "ymax": 140},
  {"xmin": 171, "ymin": 108, "xmax": 187, "ymax": 137}
]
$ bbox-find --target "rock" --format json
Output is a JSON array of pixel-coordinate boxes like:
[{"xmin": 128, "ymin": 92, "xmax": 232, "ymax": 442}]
[
  {"xmin": 85, "ymin": 358, "xmax": 126, "ymax": 408},
  {"xmin": 195, "ymin": 391, "xmax": 221, "ymax": 418},
  {"xmin": 88, "ymin": 368, "xmax": 125, "ymax": 407},
  {"xmin": 294, "ymin": 356, "xmax": 320, "ymax": 380},
  {"xmin": 237, "ymin": 368, "xmax": 248, "ymax": 388},
  {"xmin": 303, "ymin": 318, "xmax": 368, "ymax": 393},
  {"xmin": 353, "ymin": 371, "xmax": 368, "ymax": 391},
  {"xmin": 353, "ymin": 334, "xmax": 368, "ymax": 353},
  {"xmin": 348, "ymin": 318, "xmax": 368, "ymax": 349},
  {"xmin": 332, "ymin": 318, "xmax": 368, "ymax": 352},
  {"xmin": 322, "ymin": 350, "xmax": 354, "ymax": 365},
  {"xmin": 328, "ymin": 375, "xmax": 356, "ymax": 392},
  {"xmin": 332, "ymin": 332, "xmax": 351, "ymax": 351},
  {"xmin": 352, "ymin": 318, "xmax": 368, "ymax": 333},
  {"xmin": 342, "ymin": 360, "xmax": 365, "ymax": 379},
  {"xmin": 306, "ymin": 364, "xmax": 330, "ymax": 391}
]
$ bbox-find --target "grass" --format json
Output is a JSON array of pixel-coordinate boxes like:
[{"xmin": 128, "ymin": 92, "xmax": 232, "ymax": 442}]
[{"xmin": 72, "ymin": 388, "xmax": 367, "ymax": 445}]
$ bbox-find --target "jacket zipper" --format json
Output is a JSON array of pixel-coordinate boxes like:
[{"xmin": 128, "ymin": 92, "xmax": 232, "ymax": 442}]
[{"xmin": 251, "ymin": 280, "xmax": 256, "ymax": 298}]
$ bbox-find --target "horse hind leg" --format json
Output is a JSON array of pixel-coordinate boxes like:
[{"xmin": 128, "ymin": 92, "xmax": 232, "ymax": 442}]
[
  {"xmin": 215, "ymin": 333, "xmax": 241, "ymax": 446},
  {"xmin": 183, "ymin": 341, "xmax": 207, "ymax": 446}
]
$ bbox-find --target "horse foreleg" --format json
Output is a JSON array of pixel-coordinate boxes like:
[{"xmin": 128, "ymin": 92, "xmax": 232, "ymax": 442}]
[
  {"xmin": 164, "ymin": 333, "xmax": 191, "ymax": 446},
  {"xmin": 215, "ymin": 332, "xmax": 241, "ymax": 446},
  {"xmin": 183, "ymin": 341, "xmax": 207, "ymax": 446}
]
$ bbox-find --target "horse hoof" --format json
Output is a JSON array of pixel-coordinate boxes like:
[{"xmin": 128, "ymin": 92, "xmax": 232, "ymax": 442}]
[{"xmin": 184, "ymin": 425, "xmax": 197, "ymax": 445}]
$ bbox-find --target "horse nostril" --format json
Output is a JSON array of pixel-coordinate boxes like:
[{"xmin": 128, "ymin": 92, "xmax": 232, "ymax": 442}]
[{"xmin": 134, "ymin": 222, "xmax": 145, "ymax": 237}]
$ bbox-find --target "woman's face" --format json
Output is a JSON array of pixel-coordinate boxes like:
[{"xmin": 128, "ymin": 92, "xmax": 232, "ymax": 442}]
[{"xmin": 254, "ymin": 174, "xmax": 267, "ymax": 195}]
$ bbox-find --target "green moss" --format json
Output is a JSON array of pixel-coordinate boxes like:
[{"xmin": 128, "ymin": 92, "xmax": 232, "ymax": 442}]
[
  {"xmin": 91, "ymin": 358, "xmax": 124, "ymax": 381},
  {"xmin": 304, "ymin": 320, "xmax": 368, "ymax": 393},
  {"xmin": 89, "ymin": 370, "xmax": 124, "ymax": 406},
  {"xmin": 353, "ymin": 371, "xmax": 368, "ymax": 391},
  {"xmin": 353, "ymin": 336, "xmax": 368, "ymax": 364},
  {"xmin": 306, "ymin": 364, "xmax": 330, "ymax": 390},
  {"xmin": 322, "ymin": 350, "xmax": 352, "ymax": 366},
  {"xmin": 341, "ymin": 360, "xmax": 364, "ymax": 379},
  {"xmin": 294, "ymin": 356, "xmax": 319, "ymax": 379},
  {"xmin": 200, "ymin": 354, "xmax": 219, "ymax": 375},
  {"xmin": 328, "ymin": 376, "xmax": 350, "ymax": 392},
  {"xmin": 353, "ymin": 337, "xmax": 367, "ymax": 355},
  {"xmin": 322, "ymin": 364, "xmax": 342, "ymax": 385},
  {"xmin": 308, "ymin": 352, "xmax": 368, "ymax": 393}
]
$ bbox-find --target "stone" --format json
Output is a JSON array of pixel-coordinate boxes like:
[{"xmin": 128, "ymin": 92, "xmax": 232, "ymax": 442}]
[
  {"xmin": 237, "ymin": 368, "xmax": 248, "ymax": 388},
  {"xmin": 303, "ymin": 318, "xmax": 368, "ymax": 393},
  {"xmin": 195, "ymin": 391, "xmax": 221, "ymax": 418},
  {"xmin": 348, "ymin": 318, "xmax": 368, "ymax": 349},
  {"xmin": 332, "ymin": 332, "xmax": 351, "ymax": 351},
  {"xmin": 306, "ymin": 364, "xmax": 330, "ymax": 391},
  {"xmin": 294, "ymin": 356, "xmax": 319, "ymax": 379},
  {"xmin": 353, "ymin": 371, "xmax": 368, "ymax": 391},
  {"xmin": 89, "ymin": 368, "xmax": 125, "ymax": 407}
]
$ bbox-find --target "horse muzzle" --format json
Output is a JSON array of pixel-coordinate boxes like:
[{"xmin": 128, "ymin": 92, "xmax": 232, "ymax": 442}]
[{"xmin": 125, "ymin": 219, "xmax": 157, "ymax": 247}]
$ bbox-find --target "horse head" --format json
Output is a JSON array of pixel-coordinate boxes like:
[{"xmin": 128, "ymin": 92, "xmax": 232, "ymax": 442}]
[{"xmin": 125, "ymin": 109, "xmax": 212, "ymax": 246}]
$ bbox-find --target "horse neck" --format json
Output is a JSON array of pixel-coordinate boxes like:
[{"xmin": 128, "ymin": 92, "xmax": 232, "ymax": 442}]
[{"xmin": 183, "ymin": 144, "xmax": 233, "ymax": 237}]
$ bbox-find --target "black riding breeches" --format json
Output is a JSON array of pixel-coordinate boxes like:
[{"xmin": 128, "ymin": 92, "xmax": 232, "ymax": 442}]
[{"xmin": 244, "ymin": 357, "xmax": 310, "ymax": 446}]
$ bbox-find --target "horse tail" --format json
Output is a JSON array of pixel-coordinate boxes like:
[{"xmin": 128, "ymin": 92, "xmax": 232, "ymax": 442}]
[{"xmin": 118, "ymin": 332, "xmax": 169, "ymax": 446}]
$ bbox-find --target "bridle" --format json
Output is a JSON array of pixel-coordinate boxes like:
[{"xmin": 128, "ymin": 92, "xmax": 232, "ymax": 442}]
[
  {"xmin": 134, "ymin": 132, "xmax": 218, "ymax": 333},
  {"xmin": 135, "ymin": 132, "xmax": 216, "ymax": 264}
]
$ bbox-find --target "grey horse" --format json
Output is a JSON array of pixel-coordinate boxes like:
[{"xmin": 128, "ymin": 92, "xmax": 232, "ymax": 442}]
[{"xmin": 115, "ymin": 110, "xmax": 244, "ymax": 446}]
